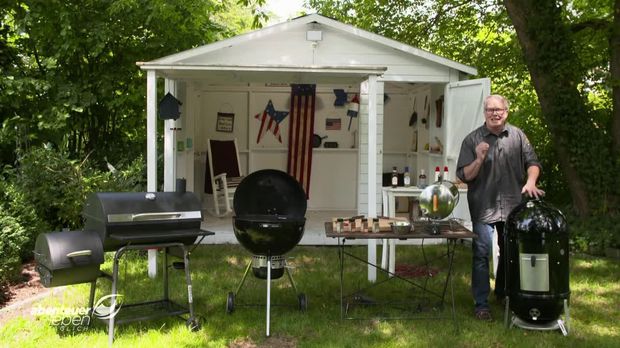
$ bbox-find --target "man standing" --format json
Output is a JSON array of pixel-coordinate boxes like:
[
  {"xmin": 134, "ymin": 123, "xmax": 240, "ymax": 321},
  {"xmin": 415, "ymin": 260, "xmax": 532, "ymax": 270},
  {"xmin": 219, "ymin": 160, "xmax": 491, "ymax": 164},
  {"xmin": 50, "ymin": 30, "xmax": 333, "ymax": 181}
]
[{"xmin": 456, "ymin": 94, "xmax": 544, "ymax": 321}]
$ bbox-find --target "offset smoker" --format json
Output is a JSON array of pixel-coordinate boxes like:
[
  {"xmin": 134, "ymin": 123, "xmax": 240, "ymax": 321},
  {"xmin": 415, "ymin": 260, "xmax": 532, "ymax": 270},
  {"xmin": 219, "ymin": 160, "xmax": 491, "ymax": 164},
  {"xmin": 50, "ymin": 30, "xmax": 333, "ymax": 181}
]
[
  {"xmin": 35, "ymin": 190, "xmax": 212, "ymax": 345},
  {"xmin": 83, "ymin": 191, "xmax": 203, "ymax": 251}
]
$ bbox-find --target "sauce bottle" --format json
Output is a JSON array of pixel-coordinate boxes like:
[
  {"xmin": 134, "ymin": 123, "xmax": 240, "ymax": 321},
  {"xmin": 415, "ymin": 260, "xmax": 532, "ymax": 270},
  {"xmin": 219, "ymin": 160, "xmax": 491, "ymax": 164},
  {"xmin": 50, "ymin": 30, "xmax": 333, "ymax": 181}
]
[
  {"xmin": 418, "ymin": 169, "xmax": 427, "ymax": 188},
  {"xmin": 391, "ymin": 166, "xmax": 398, "ymax": 188},
  {"xmin": 403, "ymin": 166, "xmax": 411, "ymax": 187}
]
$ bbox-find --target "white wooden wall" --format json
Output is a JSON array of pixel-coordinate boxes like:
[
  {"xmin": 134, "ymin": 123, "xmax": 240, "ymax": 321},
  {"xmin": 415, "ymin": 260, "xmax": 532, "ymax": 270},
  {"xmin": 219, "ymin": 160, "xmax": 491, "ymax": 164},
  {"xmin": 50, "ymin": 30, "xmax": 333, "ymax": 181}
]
[
  {"xmin": 162, "ymin": 17, "xmax": 478, "ymax": 214},
  {"xmin": 187, "ymin": 83, "xmax": 363, "ymax": 211}
]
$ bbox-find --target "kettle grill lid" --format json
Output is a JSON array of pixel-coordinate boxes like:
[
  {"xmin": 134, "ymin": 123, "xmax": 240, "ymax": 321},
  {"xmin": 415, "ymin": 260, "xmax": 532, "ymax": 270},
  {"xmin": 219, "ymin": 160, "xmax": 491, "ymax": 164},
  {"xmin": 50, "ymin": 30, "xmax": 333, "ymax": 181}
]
[{"xmin": 234, "ymin": 169, "xmax": 306, "ymax": 217}]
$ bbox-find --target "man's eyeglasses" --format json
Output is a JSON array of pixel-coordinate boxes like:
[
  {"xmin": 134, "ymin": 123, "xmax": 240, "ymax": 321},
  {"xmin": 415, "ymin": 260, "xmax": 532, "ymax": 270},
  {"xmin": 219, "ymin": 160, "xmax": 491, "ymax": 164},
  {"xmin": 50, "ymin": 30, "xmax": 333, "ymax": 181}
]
[{"xmin": 485, "ymin": 108, "xmax": 506, "ymax": 114}]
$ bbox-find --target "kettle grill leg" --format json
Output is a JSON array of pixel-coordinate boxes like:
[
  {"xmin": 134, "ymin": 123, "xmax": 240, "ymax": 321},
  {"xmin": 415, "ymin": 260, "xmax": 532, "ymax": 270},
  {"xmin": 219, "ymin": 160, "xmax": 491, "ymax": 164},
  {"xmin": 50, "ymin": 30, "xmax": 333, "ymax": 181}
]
[
  {"xmin": 285, "ymin": 265, "xmax": 299, "ymax": 295},
  {"xmin": 266, "ymin": 256, "xmax": 271, "ymax": 337},
  {"xmin": 234, "ymin": 261, "xmax": 253, "ymax": 296},
  {"xmin": 163, "ymin": 249, "xmax": 169, "ymax": 301}
]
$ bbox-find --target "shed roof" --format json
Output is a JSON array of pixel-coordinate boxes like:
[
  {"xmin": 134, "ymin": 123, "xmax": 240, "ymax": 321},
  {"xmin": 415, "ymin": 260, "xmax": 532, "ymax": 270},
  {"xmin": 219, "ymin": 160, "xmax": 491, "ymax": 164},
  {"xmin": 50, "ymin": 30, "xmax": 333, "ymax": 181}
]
[{"xmin": 137, "ymin": 14, "xmax": 476, "ymax": 82}]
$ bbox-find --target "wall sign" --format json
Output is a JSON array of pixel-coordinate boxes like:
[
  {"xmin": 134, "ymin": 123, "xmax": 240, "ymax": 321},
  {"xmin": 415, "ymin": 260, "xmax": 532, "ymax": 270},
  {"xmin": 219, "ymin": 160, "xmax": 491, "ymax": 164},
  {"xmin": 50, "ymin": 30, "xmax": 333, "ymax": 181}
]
[{"xmin": 216, "ymin": 112, "xmax": 235, "ymax": 132}]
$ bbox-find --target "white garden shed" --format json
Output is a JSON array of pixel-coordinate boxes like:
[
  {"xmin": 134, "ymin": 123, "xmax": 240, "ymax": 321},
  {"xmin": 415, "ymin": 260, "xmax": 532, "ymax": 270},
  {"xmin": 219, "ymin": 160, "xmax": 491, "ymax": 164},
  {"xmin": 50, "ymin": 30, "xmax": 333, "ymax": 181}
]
[
  {"xmin": 137, "ymin": 13, "xmax": 489, "ymax": 215},
  {"xmin": 137, "ymin": 14, "xmax": 490, "ymax": 277}
]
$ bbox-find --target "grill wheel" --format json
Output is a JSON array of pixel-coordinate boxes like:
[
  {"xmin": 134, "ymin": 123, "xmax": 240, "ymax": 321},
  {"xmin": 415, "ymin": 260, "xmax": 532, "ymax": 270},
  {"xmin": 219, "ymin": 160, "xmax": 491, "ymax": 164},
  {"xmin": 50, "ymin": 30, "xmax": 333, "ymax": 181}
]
[
  {"xmin": 298, "ymin": 293, "xmax": 307, "ymax": 312},
  {"xmin": 226, "ymin": 292, "xmax": 235, "ymax": 314}
]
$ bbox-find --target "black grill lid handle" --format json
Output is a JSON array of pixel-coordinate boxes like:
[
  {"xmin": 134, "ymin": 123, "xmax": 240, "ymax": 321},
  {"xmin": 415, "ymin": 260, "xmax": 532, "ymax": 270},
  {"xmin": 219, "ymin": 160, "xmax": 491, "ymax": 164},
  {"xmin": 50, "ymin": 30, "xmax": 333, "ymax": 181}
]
[
  {"xmin": 67, "ymin": 250, "xmax": 93, "ymax": 258},
  {"xmin": 132, "ymin": 212, "xmax": 182, "ymax": 221}
]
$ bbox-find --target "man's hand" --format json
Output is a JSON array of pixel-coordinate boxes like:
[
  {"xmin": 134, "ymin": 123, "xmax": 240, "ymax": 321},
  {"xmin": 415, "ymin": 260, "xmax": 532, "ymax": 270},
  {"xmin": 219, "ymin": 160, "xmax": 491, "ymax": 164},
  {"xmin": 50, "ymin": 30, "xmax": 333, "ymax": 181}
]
[
  {"xmin": 475, "ymin": 142, "xmax": 489, "ymax": 161},
  {"xmin": 462, "ymin": 142, "xmax": 489, "ymax": 181},
  {"xmin": 522, "ymin": 165, "xmax": 544, "ymax": 198},
  {"xmin": 522, "ymin": 183, "xmax": 545, "ymax": 198}
]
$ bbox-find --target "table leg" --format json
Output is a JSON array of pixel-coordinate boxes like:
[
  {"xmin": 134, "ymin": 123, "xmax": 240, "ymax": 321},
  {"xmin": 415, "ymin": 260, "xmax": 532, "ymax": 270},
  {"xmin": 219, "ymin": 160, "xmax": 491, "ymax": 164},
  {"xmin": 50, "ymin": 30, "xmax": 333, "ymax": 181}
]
[
  {"xmin": 381, "ymin": 239, "xmax": 388, "ymax": 270},
  {"xmin": 367, "ymin": 239, "xmax": 377, "ymax": 282},
  {"xmin": 387, "ymin": 191, "xmax": 397, "ymax": 277},
  {"xmin": 339, "ymin": 238, "xmax": 345, "ymax": 319},
  {"xmin": 389, "ymin": 239, "xmax": 396, "ymax": 276},
  {"xmin": 443, "ymin": 240, "xmax": 458, "ymax": 331}
]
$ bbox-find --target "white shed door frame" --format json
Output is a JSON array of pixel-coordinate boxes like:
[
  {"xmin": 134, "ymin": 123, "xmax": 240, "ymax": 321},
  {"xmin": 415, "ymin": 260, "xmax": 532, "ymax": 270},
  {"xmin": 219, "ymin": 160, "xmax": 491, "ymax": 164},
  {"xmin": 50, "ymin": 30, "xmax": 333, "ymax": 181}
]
[
  {"xmin": 444, "ymin": 77, "xmax": 494, "ymax": 272},
  {"xmin": 444, "ymin": 78, "xmax": 490, "ymax": 166}
]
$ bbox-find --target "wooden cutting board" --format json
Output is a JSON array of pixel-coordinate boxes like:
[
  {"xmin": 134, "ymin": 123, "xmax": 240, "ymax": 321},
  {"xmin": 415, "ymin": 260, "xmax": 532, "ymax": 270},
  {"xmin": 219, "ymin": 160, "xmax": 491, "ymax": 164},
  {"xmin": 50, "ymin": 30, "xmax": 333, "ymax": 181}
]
[{"xmin": 331, "ymin": 216, "xmax": 408, "ymax": 233}]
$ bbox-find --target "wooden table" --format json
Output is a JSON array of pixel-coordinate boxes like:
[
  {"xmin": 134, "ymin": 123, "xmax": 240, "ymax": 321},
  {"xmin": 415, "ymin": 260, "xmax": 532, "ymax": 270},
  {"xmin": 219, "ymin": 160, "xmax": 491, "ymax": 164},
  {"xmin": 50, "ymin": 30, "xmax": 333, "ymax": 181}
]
[
  {"xmin": 325, "ymin": 221, "xmax": 474, "ymax": 329},
  {"xmin": 380, "ymin": 186, "xmax": 470, "ymax": 278}
]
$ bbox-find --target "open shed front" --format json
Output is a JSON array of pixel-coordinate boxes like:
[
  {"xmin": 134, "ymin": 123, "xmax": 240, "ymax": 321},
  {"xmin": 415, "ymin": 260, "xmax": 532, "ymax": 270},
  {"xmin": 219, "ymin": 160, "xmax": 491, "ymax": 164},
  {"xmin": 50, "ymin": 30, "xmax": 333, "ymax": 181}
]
[
  {"xmin": 137, "ymin": 14, "xmax": 489, "ymax": 279},
  {"xmin": 138, "ymin": 14, "xmax": 488, "ymax": 221}
]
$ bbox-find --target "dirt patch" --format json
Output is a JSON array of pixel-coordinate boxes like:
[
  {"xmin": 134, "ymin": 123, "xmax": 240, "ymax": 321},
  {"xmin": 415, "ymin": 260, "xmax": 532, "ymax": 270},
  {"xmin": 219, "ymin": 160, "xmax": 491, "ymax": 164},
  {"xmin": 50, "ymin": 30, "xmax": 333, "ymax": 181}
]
[
  {"xmin": 229, "ymin": 335, "xmax": 298, "ymax": 348},
  {"xmin": 0, "ymin": 261, "xmax": 51, "ymax": 323}
]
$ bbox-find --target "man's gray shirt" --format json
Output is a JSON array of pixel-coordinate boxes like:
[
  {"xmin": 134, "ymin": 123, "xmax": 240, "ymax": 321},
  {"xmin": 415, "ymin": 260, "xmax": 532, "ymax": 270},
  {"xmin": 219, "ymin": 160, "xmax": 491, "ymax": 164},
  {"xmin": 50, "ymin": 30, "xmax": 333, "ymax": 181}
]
[{"xmin": 456, "ymin": 123, "xmax": 541, "ymax": 223}]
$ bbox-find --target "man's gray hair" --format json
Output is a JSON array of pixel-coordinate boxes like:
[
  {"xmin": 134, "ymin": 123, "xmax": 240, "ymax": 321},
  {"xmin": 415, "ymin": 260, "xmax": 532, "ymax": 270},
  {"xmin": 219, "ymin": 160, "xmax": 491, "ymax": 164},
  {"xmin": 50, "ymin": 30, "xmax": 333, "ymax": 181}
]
[{"xmin": 484, "ymin": 94, "xmax": 510, "ymax": 111}]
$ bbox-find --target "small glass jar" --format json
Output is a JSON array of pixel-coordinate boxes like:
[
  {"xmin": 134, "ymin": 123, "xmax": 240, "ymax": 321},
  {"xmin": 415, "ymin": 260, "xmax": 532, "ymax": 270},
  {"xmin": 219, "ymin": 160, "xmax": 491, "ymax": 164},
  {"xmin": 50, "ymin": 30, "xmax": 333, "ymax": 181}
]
[{"xmin": 335, "ymin": 218, "xmax": 343, "ymax": 233}]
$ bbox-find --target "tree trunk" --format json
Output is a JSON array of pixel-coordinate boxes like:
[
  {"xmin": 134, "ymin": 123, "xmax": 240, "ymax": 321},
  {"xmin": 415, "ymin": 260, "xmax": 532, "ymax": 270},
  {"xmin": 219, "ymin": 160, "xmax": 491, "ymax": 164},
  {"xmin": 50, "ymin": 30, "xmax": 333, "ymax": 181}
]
[
  {"xmin": 503, "ymin": 0, "xmax": 591, "ymax": 216},
  {"xmin": 612, "ymin": 0, "xmax": 620, "ymax": 155}
]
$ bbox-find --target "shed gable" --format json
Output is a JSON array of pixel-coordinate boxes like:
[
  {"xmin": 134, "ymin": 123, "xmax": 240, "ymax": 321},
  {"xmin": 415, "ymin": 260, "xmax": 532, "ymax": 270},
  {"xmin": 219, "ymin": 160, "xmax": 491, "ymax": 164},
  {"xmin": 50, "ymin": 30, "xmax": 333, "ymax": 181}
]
[{"xmin": 145, "ymin": 14, "xmax": 476, "ymax": 80}]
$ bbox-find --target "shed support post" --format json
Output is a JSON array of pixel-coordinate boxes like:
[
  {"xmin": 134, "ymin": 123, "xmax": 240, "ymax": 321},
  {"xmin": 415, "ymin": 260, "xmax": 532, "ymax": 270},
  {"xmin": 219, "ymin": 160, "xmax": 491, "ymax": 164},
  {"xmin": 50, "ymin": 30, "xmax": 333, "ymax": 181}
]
[
  {"xmin": 146, "ymin": 70, "xmax": 158, "ymax": 278},
  {"xmin": 367, "ymin": 74, "xmax": 378, "ymax": 282},
  {"xmin": 163, "ymin": 79, "xmax": 177, "ymax": 192}
]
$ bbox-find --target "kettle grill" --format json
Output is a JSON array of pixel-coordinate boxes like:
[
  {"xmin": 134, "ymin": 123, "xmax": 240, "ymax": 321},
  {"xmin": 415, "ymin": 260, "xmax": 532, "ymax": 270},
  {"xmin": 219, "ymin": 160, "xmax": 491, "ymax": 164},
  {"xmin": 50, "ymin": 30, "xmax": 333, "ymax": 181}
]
[{"xmin": 226, "ymin": 169, "xmax": 308, "ymax": 337}]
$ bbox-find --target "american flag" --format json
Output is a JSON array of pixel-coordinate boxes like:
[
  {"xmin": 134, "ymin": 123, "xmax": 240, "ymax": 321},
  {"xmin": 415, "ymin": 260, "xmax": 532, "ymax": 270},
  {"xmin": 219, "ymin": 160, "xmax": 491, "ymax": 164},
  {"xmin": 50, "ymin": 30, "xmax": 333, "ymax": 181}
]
[
  {"xmin": 255, "ymin": 100, "xmax": 288, "ymax": 143},
  {"xmin": 287, "ymin": 84, "xmax": 316, "ymax": 198},
  {"xmin": 326, "ymin": 118, "xmax": 341, "ymax": 130}
]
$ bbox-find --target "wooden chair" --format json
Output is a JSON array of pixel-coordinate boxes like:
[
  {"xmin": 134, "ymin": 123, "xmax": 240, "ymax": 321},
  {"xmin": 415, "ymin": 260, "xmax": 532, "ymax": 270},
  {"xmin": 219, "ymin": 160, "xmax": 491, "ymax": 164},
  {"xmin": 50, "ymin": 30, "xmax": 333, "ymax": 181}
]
[{"xmin": 205, "ymin": 139, "xmax": 243, "ymax": 216}]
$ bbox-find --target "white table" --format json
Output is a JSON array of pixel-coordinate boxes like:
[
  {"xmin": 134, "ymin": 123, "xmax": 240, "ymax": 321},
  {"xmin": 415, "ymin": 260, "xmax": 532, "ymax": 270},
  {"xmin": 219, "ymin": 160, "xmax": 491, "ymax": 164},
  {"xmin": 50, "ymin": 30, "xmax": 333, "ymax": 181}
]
[{"xmin": 380, "ymin": 186, "xmax": 470, "ymax": 276}]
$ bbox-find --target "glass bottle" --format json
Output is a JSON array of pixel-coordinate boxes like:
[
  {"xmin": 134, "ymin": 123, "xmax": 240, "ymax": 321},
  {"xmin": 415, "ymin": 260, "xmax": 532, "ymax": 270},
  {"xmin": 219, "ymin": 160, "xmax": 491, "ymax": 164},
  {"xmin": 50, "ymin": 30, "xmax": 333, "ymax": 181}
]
[
  {"xmin": 403, "ymin": 166, "xmax": 411, "ymax": 187},
  {"xmin": 391, "ymin": 166, "xmax": 398, "ymax": 188},
  {"xmin": 418, "ymin": 169, "xmax": 427, "ymax": 188}
]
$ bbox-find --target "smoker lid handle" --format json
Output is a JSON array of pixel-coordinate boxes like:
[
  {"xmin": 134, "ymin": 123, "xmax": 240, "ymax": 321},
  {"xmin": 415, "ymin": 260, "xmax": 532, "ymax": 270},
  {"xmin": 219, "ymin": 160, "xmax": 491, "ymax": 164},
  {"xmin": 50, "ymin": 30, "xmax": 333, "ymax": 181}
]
[
  {"xmin": 67, "ymin": 250, "xmax": 92, "ymax": 258},
  {"xmin": 131, "ymin": 212, "xmax": 182, "ymax": 221}
]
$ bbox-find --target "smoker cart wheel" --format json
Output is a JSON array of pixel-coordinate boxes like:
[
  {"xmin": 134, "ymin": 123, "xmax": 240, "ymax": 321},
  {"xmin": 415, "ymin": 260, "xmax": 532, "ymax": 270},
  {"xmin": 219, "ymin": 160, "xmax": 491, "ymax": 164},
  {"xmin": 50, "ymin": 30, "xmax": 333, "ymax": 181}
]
[
  {"xmin": 186, "ymin": 317, "xmax": 201, "ymax": 332},
  {"xmin": 226, "ymin": 292, "xmax": 235, "ymax": 314},
  {"xmin": 172, "ymin": 262, "xmax": 185, "ymax": 270},
  {"xmin": 298, "ymin": 293, "xmax": 307, "ymax": 312}
]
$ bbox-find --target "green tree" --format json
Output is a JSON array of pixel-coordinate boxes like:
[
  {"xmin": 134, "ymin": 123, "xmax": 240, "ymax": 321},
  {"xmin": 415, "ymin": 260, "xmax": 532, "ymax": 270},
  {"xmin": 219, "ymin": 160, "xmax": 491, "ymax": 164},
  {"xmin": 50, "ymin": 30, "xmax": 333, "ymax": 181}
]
[
  {"xmin": 308, "ymin": 0, "xmax": 618, "ymax": 220},
  {"xmin": 0, "ymin": 0, "xmax": 260, "ymax": 168}
]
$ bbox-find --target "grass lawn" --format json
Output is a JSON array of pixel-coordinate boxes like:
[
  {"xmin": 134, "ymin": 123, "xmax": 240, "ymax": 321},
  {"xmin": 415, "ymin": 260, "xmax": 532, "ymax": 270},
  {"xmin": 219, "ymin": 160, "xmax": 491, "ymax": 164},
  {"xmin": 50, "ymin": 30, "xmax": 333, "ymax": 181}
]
[{"xmin": 1, "ymin": 243, "xmax": 618, "ymax": 347}]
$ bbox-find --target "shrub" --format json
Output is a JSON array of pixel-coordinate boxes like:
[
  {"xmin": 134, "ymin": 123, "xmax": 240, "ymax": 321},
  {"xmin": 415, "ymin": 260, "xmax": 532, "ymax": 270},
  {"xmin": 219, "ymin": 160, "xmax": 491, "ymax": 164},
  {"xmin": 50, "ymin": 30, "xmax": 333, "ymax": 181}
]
[
  {"xmin": 1, "ymin": 145, "xmax": 145, "ymax": 290},
  {"xmin": 0, "ymin": 175, "xmax": 49, "ymax": 259},
  {"xmin": 14, "ymin": 145, "xmax": 146, "ymax": 231},
  {"xmin": 568, "ymin": 214, "xmax": 620, "ymax": 252},
  {"xmin": 0, "ymin": 213, "xmax": 29, "ymax": 289},
  {"xmin": 15, "ymin": 145, "xmax": 86, "ymax": 229}
]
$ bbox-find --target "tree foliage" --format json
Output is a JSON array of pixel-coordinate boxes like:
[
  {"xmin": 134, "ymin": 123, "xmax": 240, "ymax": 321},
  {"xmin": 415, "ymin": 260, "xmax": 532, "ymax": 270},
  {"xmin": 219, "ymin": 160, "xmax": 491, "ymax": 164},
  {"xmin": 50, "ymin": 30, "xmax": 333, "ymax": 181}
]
[
  {"xmin": 307, "ymin": 1, "xmax": 618, "ymax": 222},
  {"xmin": 0, "ymin": 0, "xmax": 264, "ymax": 280},
  {"xmin": 0, "ymin": 0, "xmax": 260, "ymax": 169}
]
